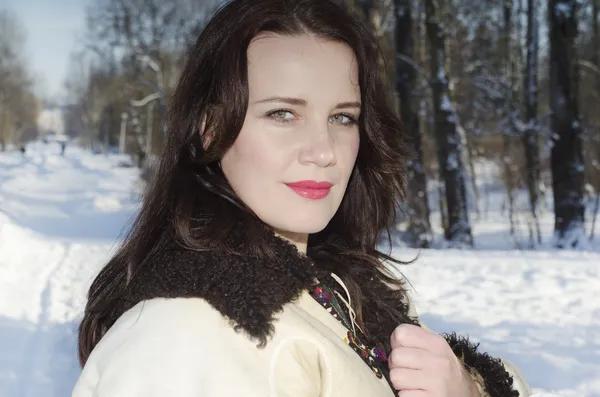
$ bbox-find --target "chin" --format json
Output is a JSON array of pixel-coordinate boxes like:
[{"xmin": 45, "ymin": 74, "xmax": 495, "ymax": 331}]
[
  {"xmin": 288, "ymin": 223, "xmax": 329, "ymax": 235},
  {"xmin": 269, "ymin": 212, "xmax": 334, "ymax": 235}
]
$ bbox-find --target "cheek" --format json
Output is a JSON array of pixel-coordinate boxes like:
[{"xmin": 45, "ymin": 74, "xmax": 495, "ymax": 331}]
[
  {"xmin": 228, "ymin": 138, "xmax": 262, "ymax": 168},
  {"xmin": 221, "ymin": 124, "xmax": 282, "ymax": 187}
]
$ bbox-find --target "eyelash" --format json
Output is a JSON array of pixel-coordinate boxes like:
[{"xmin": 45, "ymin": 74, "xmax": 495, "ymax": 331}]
[{"xmin": 266, "ymin": 109, "xmax": 358, "ymax": 127}]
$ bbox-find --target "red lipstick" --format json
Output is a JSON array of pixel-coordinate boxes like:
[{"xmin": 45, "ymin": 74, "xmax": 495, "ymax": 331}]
[{"xmin": 285, "ymin": 180, "xmax": 333, "ymax": 200}]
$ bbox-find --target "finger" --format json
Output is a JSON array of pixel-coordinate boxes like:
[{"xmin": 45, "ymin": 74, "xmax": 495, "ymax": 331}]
[
  {"xmin": 398, "ymin": 390, "xmax": 428, "ymax": 397},
  {"xmin": 388, "ymin": 346, "xmax": 430, "ymax": 370},
  {"xmin": 391, "ymin": 324, "xmax": 447, "ymax": 352},
  {"xmin": 389, "ymin": 367, "xmax": 430, "ymax": 391},
  {"xmin": 392, "ymin": 347, "xmax": 464, "ymax": 382}
]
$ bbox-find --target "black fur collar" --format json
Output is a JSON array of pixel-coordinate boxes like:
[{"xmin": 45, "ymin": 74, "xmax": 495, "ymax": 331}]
[
  {"xmin": 120, "ymin": 222, "xmax": 326, "ymax": 346},
  {"xmin": 114, "ymin": 219, "xmax": 520, "ymax": 397}
]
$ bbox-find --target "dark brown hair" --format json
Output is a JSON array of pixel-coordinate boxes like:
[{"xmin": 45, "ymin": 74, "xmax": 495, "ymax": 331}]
[{"xmin": 78, "ymin": 0, "xmax": 410, "ymax": 366}]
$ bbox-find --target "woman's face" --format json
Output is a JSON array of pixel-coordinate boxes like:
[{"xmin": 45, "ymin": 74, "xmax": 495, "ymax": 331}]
[{"xmin": 220, "ymin": 33, "xmax": 361, "ymax": 239}]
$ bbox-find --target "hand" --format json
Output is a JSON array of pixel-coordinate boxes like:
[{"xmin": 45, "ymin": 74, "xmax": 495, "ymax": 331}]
[{"xmin": 388, "ymin": 324, "xmax": 479, "ymax": 397}]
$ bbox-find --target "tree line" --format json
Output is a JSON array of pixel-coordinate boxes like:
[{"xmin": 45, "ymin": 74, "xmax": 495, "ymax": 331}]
[
  {"xmin": 50, "ymin": 0, "xmax": 600, "ymax": 248},
  {"xmin": 342, "ymin": 0, "xmax": 597, "ymax": 249},
  {"xmin": 0, "ymin": 8, "xmax": 39, "ymax": 152}
]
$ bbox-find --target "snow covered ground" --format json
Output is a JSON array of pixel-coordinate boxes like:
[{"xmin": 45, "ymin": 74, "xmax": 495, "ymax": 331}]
[
  {"xmin": 397, "ymin": 251, "xmax": 600, "ymax": 397},
  {"xmin": 0, "ymin": 142, "xmax": 140, "ymax": 397},
  {"xmin": 0, "ymin": 141, "xmax": 598, "ymax": 397}
]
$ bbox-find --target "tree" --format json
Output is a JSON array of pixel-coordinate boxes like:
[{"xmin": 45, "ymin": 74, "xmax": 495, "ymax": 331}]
[
  {"xmin": 68, "ymin": 0, "xmax": 217, "ymax": 160},
  {"xmin": 588, "ymin": 0, "xmax": 600, "ymax": 240},
  {"xmin": 0, "ymin": 8, "xmax": 38, "ymax": 150},
  {"xmin": 523, "ymin": 0, "xmax": 542, "ymax": 245},
  {"xmin": 358, "ymin": 0, "xmax": 374, "ymax": 25},
  {"xmin": 425, "ymin": 0, "xmax": 473, "ymax": 246},
  {"xmin": 501, "ymin": 0, "xmax": 519, "ymax": 238},
  {"xmin": 395, "ymin": 0, "xmax": 432, "ymax": 247},
  {"xmin": 548, "ymin": 0, "xmax": 586, "ymax": 247}
]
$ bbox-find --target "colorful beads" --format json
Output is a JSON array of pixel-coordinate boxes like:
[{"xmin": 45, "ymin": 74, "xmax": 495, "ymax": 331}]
[{"xmin": 310, "ymin": 282, "xmax": 388, "ymax": 380}]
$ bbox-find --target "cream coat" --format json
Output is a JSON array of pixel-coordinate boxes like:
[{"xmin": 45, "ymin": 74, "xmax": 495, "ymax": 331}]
[{"xmin": 73, "ymin": 290, "xmax": 532, "ymax": 397}]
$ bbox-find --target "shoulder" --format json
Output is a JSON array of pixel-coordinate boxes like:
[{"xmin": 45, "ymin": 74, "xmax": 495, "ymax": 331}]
[
  {"xmin": 90, "ymin": 297, "xmax": 252, "ymax": 363},
  {"xmin": 74, "ymin": 297, "xmax": 328, "ymax": 397},
  {"xmin": 102, "ymin": 297, "xmax": 235, "ymax": 351},
  {"xmin": 73, "ymin": 298, "xmax": 268, "ymax": 396}
]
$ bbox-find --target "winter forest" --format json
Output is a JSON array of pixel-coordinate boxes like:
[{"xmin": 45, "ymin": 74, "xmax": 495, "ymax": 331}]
[
  {"xmin": 5, "ymin": 0, "xmax": 599, "ymax": 250},
  {"xmin": 1, "ymin": 0, "xmax": 600, "ymax": 395}
]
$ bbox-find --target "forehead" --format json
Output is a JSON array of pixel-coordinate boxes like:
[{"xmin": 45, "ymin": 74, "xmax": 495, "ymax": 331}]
[{"xmin": 246, "ymin": 33, "xmax": 360, "ymax": 102}]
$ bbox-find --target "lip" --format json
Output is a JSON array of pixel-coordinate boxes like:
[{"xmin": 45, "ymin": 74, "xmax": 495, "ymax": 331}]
[{"xmin": 285, "ymin": 180, "xmax": 333, "ymax": 200}]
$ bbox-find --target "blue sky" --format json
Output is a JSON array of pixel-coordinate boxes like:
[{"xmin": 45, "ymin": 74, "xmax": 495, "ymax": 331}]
[{"xmin": 0, "ymin": 0, "xmax": 88, "ymax": 100}]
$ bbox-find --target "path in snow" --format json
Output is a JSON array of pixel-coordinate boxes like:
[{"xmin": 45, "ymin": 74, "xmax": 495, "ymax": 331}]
[{"xmin": 0, "ymin": 142, "xmax": 140, "ymax": 397}]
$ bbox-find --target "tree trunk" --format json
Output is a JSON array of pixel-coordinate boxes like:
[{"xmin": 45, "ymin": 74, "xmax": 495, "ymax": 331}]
[
  {"xmin": 358, "ymin": 0, "xmax": 373, "ymax": 24},
  {"xmin": 502, "ymin": 0, "xmax": 518, "ymax": 237},
  {"xmin": 549, "ymin": 0, "xmax": 586, "ymax": 247},
  {"xmin": 0, "ymin": 106, "xmax": 9, "ymax": 152},
  {"xmin": 425, "ymin": 0, "xmax": 472, "ymax": 246},
  {"xmin": 523, "ymin": 0, "xmax": 542, "ymax": 245},
  {"xmin": 395, "ymin": 0, "xmax": 432, "ymax": 248},
  {"xmin": 463, "ymin": 127, "xmax": 481, "ymax": 220},
  {"xmin": 590, "ymin": 0, "xmax": 600, "ymax": 241}
]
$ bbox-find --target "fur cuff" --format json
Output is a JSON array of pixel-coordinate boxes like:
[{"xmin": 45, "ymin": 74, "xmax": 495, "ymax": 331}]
[{"xmin": 443, "ymin": 333, "xmax": 520, "ymax": 397}]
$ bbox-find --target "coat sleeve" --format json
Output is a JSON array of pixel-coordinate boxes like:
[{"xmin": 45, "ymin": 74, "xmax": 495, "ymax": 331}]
[
  {"xmin": 73, "ymin": 299, "xmax": 321, "ymax": 397},
  {"xmin": 405, "ymin": 292, "xmax": 532, "ymax": 397}
]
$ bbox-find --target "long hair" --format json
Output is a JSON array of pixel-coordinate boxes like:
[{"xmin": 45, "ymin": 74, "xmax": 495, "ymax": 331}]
[{"xmin": 78, "ymin": 0, "xmax": 411, "ymax": 366}]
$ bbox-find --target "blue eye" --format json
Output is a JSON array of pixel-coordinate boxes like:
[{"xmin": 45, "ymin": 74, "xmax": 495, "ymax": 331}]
[
  {"xmin": 330, "ymin": 113, "xmax": 358, "ymax": 126},
  {"xmin": 267, "ymin": 109, "xmax": 295, "ymax": 123},
  {"xmin": 265, "ymin": 110, "xmax": 358, "ymax": 126}
]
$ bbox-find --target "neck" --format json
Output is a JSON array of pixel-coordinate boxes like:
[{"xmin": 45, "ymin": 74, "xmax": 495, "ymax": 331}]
[{"xmin": 274, "ymin": 230, "xmax": 308, "ymax": 255}]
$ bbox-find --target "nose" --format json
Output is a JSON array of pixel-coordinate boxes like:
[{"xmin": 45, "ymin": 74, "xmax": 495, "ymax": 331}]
[{"xmin": 298, "ymin": 121, "xmax": 336, "ymax": 168}]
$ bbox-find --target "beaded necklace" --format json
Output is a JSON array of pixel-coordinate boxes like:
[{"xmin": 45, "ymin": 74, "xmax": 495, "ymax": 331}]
[{"xmin": 309, "ymin": 279, "xmax": 389, "ymax": 380}]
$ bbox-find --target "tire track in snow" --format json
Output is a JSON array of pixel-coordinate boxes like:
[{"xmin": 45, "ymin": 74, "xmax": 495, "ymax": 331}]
[
  {"xmin": 15, "ymin": 243, "xmax": 71, "ymax": 397},
  {"xmin": 39, "ymin": 243, "xmax": 71, "ymax": 324}
]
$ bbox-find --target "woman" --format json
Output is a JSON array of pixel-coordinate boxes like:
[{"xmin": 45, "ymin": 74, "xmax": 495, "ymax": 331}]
[{"xmin": 73, "ymin": 0, "xmax": 531, "ymax": 396}]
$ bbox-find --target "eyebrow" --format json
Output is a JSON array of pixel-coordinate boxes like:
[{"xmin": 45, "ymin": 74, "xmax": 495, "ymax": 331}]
[{"xmin": 254, "ymin": 96, "xmax": 361, "ymax": 110}]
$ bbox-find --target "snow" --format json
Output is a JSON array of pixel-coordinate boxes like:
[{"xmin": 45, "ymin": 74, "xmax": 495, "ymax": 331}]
[
  {"xmin": 37, "ymin": 108, "xmax": 65, "ymax": 136},
  {"xmin": 554, "ymin": 3, "xmax": 573, "ymax": 19},
  {"xmin": 440, "ymin": 93, "xmax": 453, "ymax": 111},
  {"xmin": 393, "ymin": 249, "xmax": 600, "ymax": 397},
  {"xmin": 1, "ymin": 141, "xmax": 599, "ymax": 396},
  {"xmin": 0, "ymin": 141, "xmax": 140, "ymax": 397},
  {"xmin": 446, "ymin": 152, "xmax": 459, "ymax": 170},
  {"xmin": 395, "ymin": 4, "xmax": 408, "ymax": 18}
]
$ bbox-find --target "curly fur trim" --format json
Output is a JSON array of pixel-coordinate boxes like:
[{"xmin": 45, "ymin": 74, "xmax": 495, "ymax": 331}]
[
  {"xmin": 117, "ymin": 222, "xmax": 319, "ymax": 347},
  {"xmin": 444, "ymin": 333, "xmax": 520, "ymax": 397}
]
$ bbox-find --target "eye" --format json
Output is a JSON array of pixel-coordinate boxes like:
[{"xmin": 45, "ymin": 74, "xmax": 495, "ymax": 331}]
[
  {"xmin": 330, "ymin": 113, "xmax": 357, "ymax": 126},
  {"xmin": 266, "ymin": 109, "xmax": 295, "ymax": 123}
]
